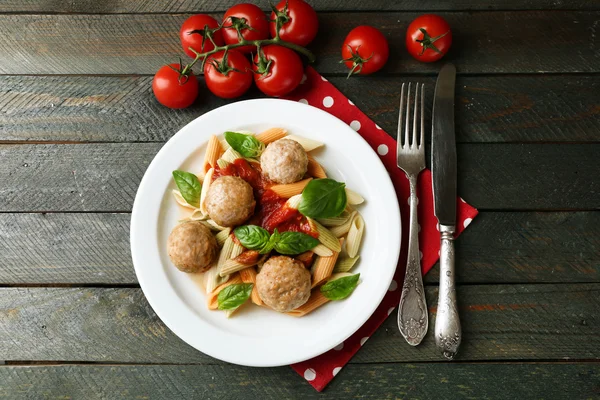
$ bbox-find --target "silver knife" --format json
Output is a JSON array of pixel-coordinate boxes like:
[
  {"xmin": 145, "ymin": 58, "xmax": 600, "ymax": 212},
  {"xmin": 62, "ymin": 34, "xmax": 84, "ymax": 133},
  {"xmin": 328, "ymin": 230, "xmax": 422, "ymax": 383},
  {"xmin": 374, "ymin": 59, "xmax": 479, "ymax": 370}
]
[{"xmin": 431, "ymin": 63, "xmax": 461, "ymax": 360}]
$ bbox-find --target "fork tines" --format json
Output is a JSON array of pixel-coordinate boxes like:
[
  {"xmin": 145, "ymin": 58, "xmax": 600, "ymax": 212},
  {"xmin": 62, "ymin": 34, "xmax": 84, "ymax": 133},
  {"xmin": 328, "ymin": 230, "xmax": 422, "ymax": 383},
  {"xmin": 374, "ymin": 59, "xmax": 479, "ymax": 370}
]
[{"xmin": 397, "ymin": 82, "xmax": 425, "ymax": 150}]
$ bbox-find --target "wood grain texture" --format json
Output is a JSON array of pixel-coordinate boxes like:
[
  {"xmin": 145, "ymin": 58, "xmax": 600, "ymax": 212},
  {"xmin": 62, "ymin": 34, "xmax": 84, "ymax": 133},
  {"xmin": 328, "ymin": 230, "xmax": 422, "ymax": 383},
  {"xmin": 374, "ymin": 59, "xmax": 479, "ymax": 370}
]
[
  {"xmin": 1, "ymin": 212, "xmax": 598, "ymax": 285},
  {"xmin": 1, "ymin": 285, "xmax": 598, "ymax": 363},
  {"xmin": 0, "ymin": 12, "xmax": 598, "ymax": 75},
  {"xmin": 0, "ymin": 363, "xmax": 598, "ymax": 399},
  {"xmin": 2, "ymin": 74, "xmax": 599, "ymax": 143},
  {"xmin": 1, "ymin": 143, "xmax": 598, "ymax": 212},
  {"xmin": 2, "ymin": 0, "xmax": 599, "ymax": 13}
]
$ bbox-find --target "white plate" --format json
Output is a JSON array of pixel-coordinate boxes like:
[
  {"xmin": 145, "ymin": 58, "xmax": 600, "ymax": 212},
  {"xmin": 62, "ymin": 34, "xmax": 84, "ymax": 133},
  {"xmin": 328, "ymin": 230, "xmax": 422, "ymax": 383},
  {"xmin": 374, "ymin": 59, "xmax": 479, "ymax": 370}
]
[{"xmin": 131, "ymin": 99, "xmax": 401, "ymax": 367}]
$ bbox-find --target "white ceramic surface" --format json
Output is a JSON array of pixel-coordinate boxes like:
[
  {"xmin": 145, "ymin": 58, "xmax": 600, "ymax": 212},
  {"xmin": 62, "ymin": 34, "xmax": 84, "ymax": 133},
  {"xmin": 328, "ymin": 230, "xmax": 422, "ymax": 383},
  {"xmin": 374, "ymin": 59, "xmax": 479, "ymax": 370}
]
[{"xmin": 130, "ymin": 99, "xmax": 401, "ymax": 367}]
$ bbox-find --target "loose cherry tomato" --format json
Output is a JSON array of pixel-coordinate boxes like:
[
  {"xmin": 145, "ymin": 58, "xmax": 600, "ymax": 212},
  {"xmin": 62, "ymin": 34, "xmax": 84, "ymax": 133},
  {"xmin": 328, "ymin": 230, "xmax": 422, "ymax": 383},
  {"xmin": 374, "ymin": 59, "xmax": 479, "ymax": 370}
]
[
  {"xmin": 222, "ymin": 3, "xmax": 270, "ymax": 53},
  {"xmin": 406, "ymin": 14, "xmax": 452, "ymax": 62},
  {"xmin": 253, "ymin": 45, "xmax": 304, "ymax": 97},
  {"xmin": 152, "ymin": 64, "xmax": 198, "ymax": 109},
  {"xmin": 270, "ymin": 0, "xmax": 318, "ymax": 46},
  {"xmin": 204, "ymin": 50, "xmax": 253, "ymax": 99},
  {"xmin": 180, "ymin": 14, "xmax": 224, "ymax": 59},
  {"xmin": 341, "ymin": 26, "xmax": 389, "ymax": 76}
]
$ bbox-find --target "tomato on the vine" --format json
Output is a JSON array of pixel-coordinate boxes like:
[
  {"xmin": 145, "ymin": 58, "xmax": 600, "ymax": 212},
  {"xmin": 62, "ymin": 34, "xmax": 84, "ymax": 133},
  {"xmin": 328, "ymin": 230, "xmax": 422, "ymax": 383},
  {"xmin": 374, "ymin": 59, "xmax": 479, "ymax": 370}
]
[
  {"xmin": 204, "ymin": 50, "xmax": 253, "ymax": 99},
  {"xmin": 222, "ymin": 3, "xmax": 270, "ymax": 53},
  {"xmin": 253, "ymin": 45, "xmax": 304, "ymax": 97},
  {"xmin": 341, "ymin": 26, "xmax": 389, "ymax": 77},
  {"xmin": 152, "ymin": 64, "xmax": 198, "ymax": 109},
  {"xmin": 270, "ymin": 0, "xmax": 318, "ymax": 47},
  {"xmin": 406, "ymin": 14, "xmax": 452, "ymax": 62},
  {"xmin": 180, "ymin": 14, "xmax": 224, "ymax": 59}
]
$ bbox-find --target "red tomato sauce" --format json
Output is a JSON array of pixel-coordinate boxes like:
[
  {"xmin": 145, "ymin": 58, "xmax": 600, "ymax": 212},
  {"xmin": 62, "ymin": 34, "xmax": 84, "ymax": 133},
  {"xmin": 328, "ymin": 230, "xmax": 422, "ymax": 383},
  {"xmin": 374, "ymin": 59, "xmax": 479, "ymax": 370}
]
[{"xmin": 213, "ymin": 158, "xmax": 316, "ymax": 237}]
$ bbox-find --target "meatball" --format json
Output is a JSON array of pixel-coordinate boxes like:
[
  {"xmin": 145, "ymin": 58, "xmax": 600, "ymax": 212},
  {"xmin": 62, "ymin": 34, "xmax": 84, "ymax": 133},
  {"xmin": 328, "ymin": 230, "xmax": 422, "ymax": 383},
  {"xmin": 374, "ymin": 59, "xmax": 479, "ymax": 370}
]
[
  {"xmin": 206, "ymin": 176, "xmax": 255, "ymax": 227},
  {"xmin": 260, "ymin": 138, "xmax": 308, "ymax": 184},
  {"xmin": 256, "ymin": 256, "xmax": 311, "ymax": 313},
  {"xmin": 167, "ymin": 221, "xmax": 218, "ymax": 273}
]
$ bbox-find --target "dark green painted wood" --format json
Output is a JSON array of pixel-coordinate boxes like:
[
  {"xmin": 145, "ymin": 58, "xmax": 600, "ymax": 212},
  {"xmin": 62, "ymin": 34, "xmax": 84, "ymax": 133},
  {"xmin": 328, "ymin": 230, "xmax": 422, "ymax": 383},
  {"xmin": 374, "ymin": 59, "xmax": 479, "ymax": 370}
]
[
  {"xmin": 1, "ymin": 143, "xmax": 597, "ymax": 212},
  {"xmin": 1, "ymin": 75, "xmax": 599, "ymax": 143},
  {"xmin": 1, "ymin": 0, "xmax": 598, "ymax": 13},
  {"xmin": 1, "ymin": 285, "xmax": 598, "ymax": 363},
  {"xmin": 0, "ymin": 12, "xmax": 598, "ymax": 75},
  {"xmin": 0, "ymin": 363, "xmax": 598, "ymax": 399},
  {"xmin": 1, "ymin": 212, "xmax": 598, "ymax": 285}
]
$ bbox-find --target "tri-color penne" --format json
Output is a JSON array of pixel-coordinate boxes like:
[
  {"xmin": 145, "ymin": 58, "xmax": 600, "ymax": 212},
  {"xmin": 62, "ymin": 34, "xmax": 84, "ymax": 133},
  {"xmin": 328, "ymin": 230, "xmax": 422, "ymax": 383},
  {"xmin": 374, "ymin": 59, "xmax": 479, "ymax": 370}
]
[
  {"xmin": 270, "ymin": 178, "xmax": 312, "ymax": 198},
  {"xmin": 256, "ymin": 127, "xmax": 288, "ymax": 144}
]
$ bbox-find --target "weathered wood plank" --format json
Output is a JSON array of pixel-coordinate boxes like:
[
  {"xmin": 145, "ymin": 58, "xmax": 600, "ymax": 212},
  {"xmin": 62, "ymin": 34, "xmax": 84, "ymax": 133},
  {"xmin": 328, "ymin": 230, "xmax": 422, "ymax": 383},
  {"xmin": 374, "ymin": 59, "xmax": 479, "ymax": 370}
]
[
  {"xmin": 1, "ymin": 0, "xmax": 598, "ymax": 13},
  {"xmin": 2, "ymin": 74, "xmax": 599, "ymax": 143},
  {"xmin": 1, "ymin": 285, "xmax": 598, "ymax": 363},
  {"xmin": 0, "ymin": 12, "xmax": 598, "ymax": 75},
  {"xmin": 1, "ymin": 212, "xmax": 598, "ymax": 284},
  {"xmin": 0, "ymin": 363, "xmax": 598, "ymax": 399},
  {"xmin": 1, "ymin": 143, "xmax": 597, "ymax": 212}
]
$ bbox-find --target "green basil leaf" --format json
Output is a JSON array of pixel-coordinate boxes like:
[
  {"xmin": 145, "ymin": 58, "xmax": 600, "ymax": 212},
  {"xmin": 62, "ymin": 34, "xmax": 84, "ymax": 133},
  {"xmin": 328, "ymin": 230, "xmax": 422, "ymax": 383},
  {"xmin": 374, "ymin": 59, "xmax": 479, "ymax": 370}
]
[
  {"xmin": 217, "ymin": 283, "xmax": 253, "ymax": 310},
  {"xmin": 274, "ymin": 231, "xmax": 320, "ymax": 255},
  {"xmin": 320, "ymin": 274, "xmax": 360, "ymax": 300},
  {"xmin": 172, "ymin": 170, "xmax": 202, "ymax": 208},
  {"xmin": 234, "ymin": 225, "xmax": 271, "ymax": 251},
  {"xmin": 298, "ymin": 178, "xmax": 347, "ymax": 219},
  {"xmin": 260, "ymin": 228, "xmax": 280, "ymax": 254},
  {"xmin": 224, "ymin": 131, "xmax": 265, "ymax": 158}
]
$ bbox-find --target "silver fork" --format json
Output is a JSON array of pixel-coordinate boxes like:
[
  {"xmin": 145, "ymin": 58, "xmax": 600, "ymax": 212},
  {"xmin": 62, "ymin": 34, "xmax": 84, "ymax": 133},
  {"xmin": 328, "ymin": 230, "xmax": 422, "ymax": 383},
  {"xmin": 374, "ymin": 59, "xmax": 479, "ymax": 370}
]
[{"xmin": 396, "ymin": 82, "xmax": 428, "ymax": 346}]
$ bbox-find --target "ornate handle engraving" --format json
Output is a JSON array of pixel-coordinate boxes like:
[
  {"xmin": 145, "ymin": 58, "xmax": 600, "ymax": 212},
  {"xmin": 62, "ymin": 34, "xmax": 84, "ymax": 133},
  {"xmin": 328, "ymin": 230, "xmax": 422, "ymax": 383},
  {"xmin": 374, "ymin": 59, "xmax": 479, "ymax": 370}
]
[
  {"xmin": 435, "ymin": 225, "xmax": 461, "ymax": 359},
  {"xmin": 398, "ymin": 175, "xmax": 428, "ymax": 346}
]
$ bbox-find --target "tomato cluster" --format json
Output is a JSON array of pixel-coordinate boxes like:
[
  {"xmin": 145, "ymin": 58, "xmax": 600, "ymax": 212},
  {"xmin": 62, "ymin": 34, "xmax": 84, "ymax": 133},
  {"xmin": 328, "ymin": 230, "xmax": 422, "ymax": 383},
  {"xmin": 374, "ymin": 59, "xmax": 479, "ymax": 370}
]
[{"xmin": 153, "ymin": 0, "xmax": 318, "ymax": 109}]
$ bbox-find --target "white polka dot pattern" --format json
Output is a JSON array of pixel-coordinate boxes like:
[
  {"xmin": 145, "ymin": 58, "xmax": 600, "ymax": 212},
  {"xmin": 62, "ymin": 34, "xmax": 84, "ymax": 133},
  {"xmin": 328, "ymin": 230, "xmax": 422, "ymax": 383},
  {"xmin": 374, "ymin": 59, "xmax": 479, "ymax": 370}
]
[
  {"xmin": 463, "ymin": 217, "xmax": 473, "ymax": 228},
  {"xmin": 360, "ymin": 337, "xmax": 369, "ymax": 346},
  {"xmin": 332, "ymin": 367, "xmax": 342, "ymax": 376},
  {"xmin": 377, "ymin": 144, "xmax": 389, "ymax": 155},
  {"xmin": 387, "ymin": 307, "xmax": 395, "ymax": 315},
  {"xmin": 323, "ymin": 96, "xmax": 334, "ymax": 108},
  {"xmin": 300, "ymin": 74, "xmax": 307, "ymax": 84},
  {"xmin": 304, "ymin": 368, "xmax": 316, "ymax": 381},
  {"xmin": 388, "ymin": 280, "xmax": 398, "ymax": 291},
  {"xmin": 348, "ymin": 99, "xmax": 354, "ymax": 105},
  {"xmin": 298, "ymin": 99, "xmax": 308, "ymax": 105},
  {"xmin": 349, "ymin": 120, "xmax": 361, "ymax": 131},
  {"xmin": 333, "ymin": 343, "xmax": 344, "ymax": 351}
]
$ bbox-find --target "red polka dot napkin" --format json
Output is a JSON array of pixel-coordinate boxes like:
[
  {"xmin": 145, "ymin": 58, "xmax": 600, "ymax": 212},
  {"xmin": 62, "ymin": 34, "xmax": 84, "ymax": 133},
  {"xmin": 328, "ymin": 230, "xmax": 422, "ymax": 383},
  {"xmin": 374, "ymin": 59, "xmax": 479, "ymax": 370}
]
[{"xmin": 283, "ymin": 67, "xmax": 478, "ymax": 392}]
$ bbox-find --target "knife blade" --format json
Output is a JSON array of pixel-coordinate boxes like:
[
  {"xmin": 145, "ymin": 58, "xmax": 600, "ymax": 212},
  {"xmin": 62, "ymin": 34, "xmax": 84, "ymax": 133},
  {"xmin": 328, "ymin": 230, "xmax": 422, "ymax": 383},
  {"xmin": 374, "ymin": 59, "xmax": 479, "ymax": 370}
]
[
  {"xmin": 431, "ymin": 63, "xmax": 457, "ymax": 226},
  {"xmin": 431, "ymin": 63, "xmax": 461, "ymax": 360}
]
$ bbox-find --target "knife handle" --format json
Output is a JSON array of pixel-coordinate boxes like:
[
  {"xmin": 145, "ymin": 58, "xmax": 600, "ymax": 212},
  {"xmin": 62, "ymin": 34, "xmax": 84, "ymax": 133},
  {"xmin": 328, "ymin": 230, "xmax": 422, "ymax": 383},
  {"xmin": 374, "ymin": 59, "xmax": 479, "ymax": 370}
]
[{"xmin": 435, "ymin": 225, "xmax": 461, "ymax": 360}]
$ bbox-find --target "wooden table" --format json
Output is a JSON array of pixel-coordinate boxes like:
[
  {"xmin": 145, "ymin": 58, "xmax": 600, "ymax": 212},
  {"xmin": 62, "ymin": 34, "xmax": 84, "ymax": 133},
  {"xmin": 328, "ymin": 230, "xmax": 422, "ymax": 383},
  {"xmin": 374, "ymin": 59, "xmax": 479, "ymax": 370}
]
[{"xmin": 1, "ymin": 1, "xmax": 599, "ymax": 398}]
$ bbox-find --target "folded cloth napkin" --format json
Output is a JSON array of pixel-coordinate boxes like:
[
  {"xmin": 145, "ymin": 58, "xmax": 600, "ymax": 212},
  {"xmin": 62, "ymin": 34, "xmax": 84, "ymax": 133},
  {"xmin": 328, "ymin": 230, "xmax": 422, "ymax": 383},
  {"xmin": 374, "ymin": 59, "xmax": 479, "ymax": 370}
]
[{"xmin": 282, "ymin": 67, "xmax": 479, "ymax": 391}]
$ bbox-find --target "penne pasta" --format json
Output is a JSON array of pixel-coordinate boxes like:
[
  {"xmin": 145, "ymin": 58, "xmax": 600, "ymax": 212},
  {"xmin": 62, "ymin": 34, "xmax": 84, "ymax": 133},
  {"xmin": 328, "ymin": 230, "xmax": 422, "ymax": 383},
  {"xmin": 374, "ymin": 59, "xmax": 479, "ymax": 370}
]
[
  {"xmin": 172, "ymin": 190, "xmax": 197, "ymax": 210},
  {"xmin": 217, "ymin": 159, "xmax": 230, "ymax": 169},
  {"xmin": 270, "ymin": 178, "xmax": 312, "ymax": 198},
  {"xmin": 287, "ymin": 290, "xmax": 330, "ymax": 317},
  {"xmin": 309, "ymin": 218, "xmax": 342, "ymax": 252},
  {"xmin": 204, "ymin": 262, "xmax": 230, "ymax": 294},
  {"xmin": 206, "ymin": 273, "xmax": 243, "ymax": 309},
  {"xmin": 203, "ymin": 135, "xmax": 223, "ymax": 173},
  {"xmin": 345, "ymin": 188, "xmax": 365, "ymax": 205},
  {"xmin": 312, "ymin": 244, "xmax": 333, "ymax": 257},
  {"xmin": 333, "ymin": 255, "xmax": 360, "ymax": 273},
  {"xmin": 255, "ymin": 127, "xmax": 287, "ymax": 144},
  {"xmin": 231, "ymin": 242, "xmax": 244, "ymax": 258},
  {"xmin": 317, "ymin": 210, "xmax": 353, "ymax": 227},
  {"xmin": 285, "ymin": 194, "xmax": 302, "ymax": 209},
  {"xmin": 214, "ymin": 235, "xmax": 234, "ymax": 273},
  {"xmin": 346, "ymin": 214, "xmax": 365, "ymax": 258},
  {"xmin": 220, "ymin": 147, "xmax": 243, "ymax": 163},
  {"xmin": 239, "ymin": 267, "xmax": 262, "ymax": 306},
  {"xmin": 311, "ymin": 238, "xmax": 343, "ymax": 288},
  {"xmin": 287, "ymin": 134, "xmax": 324, "ymax": 152},
  {"xmin": 307, "ymin": 156, "xmax": 327, "ymax": 179},
  {"xmin": 220, "ymin": 138, "xmax": 230, "ymax": 151},
  {"xmin": 199, "ymin": 168, "xmax": 214, "ymax": 215},
  {"xmin": 329, "ymin": 211, "xmax": 357, "ymax": 238},
  {"xmin": 215, "ymin": 228, "xmax": 231, "ymax": 247},
  {"xmin": 204, "ymin": 219, "xmax": 228, "ymax": 231}
]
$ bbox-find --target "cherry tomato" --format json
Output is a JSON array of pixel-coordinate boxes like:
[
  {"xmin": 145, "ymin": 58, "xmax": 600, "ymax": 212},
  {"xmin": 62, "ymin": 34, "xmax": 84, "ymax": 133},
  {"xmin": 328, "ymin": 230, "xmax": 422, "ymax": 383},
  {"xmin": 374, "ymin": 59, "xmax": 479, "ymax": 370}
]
[
  {"xmin": 180, "ymin": 14, "xmax": 224, "ymax": 59},
  {"xmin": 270, "ymin": 0, "xmax": 318, "ymax": 46},
  {"xmin": 222, "ymin": 3, "xmax": 270, "ymax": 53},
  {"xmin": 253, "ymin": 45, "xmax": 304, "ymax": 97},
  {"xmin": 341, "ymin": 26, "xmax": 389, "ymax": 76},
  {"xmin": 152, "ymin": 64, "xmax": 198, "ymax": 109},
  {"xmin": 204, "ymin": 50, "xmax": 253, "ymax": 99},
  {"xmin": 406, "ymin": 14, "xmax": 452, "ymax": 62}
]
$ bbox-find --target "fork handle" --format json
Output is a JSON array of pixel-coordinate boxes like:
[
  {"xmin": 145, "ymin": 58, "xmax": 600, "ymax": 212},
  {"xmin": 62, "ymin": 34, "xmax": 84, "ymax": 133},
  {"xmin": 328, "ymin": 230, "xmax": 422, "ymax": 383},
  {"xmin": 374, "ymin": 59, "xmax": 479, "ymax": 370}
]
[
  {"xmin": 398, "ymin": 174, "xmax": 428, "ymax": 346},
  {"xmin": 435, "ymin": 225, "xmax": 461, "ymax": 359}
]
